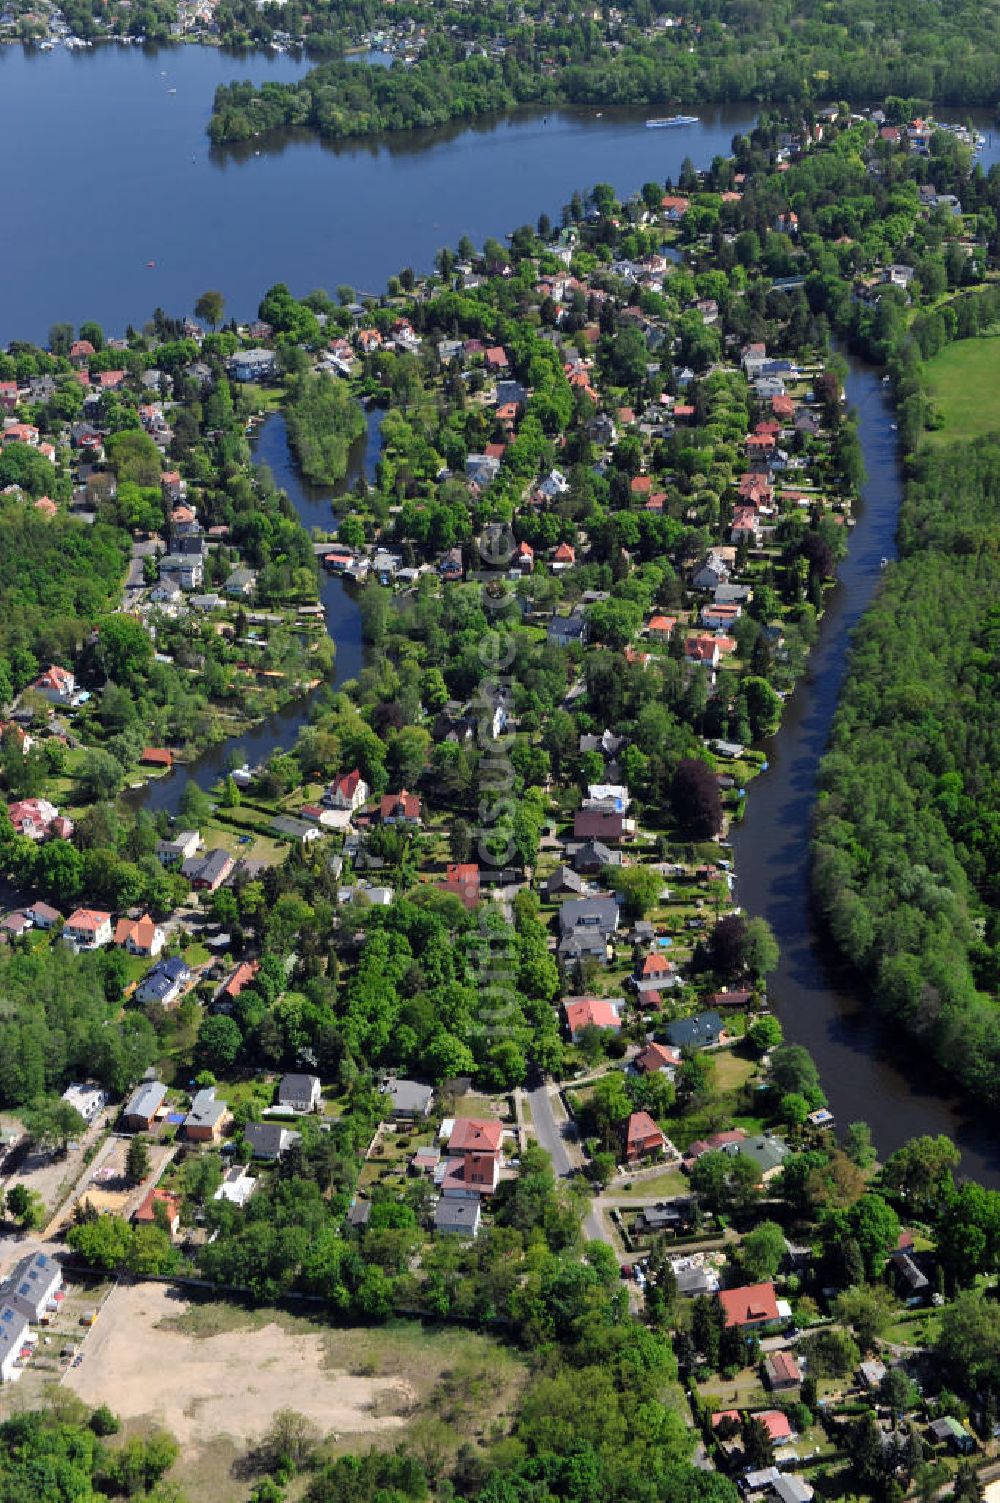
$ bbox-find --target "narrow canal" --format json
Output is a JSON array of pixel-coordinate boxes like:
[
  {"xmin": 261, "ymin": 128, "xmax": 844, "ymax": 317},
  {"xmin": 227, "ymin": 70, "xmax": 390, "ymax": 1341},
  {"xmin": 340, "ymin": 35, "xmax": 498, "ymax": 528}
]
[{"xmin": 133, "ymin": 410, "xmax": 378, "ymax": 817}]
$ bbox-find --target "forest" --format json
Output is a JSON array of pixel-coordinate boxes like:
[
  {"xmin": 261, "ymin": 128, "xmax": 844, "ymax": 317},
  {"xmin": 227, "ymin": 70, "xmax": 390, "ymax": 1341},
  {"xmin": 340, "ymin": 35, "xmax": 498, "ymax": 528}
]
[
  {"xmin": 813, "ymin": 436, "xmax": 1000, "ymax": 1106},
  {"xmin": 209, "ymin": 0, "xmax": 1000, "ymax": 145},
  {"xmin": 284, "ymin": 370, "xmax": 367, "ymax": 485}
]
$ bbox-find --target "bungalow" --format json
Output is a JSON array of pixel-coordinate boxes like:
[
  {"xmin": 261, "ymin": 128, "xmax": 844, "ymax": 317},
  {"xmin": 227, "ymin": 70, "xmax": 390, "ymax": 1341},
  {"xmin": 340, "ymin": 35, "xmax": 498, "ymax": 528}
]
[
  {"xmin": 763, "ymin": 1350, "xmax": 802, "ymax": 1391},
  {"xmin": 244, "ymin": 1122, "xmax": 301, "ymax": 1160},
  {"xmin": 31, "ymin": 665, "xmax": 75, "ymax": 704},
  {"xmin": 634, "ymin": 1041, "xmax": 682, "ymax": 1076},
  {"xmin": 573, "ymin": 810, "xmax": 632, "ymax": 843},
  {"xmin": 757, "ymin": 1410, "xmax": 795, "ymax": 1444},
  {"xmin": 625, "ymin": 1111, "xmax": 666, "ymax": 1162},
  {"xmin": 184, "ymin": 1086, "xmax": 227, "ymax": 1142},
  {"xmin": 547, "ymin": 609, "xmax": 588, "ymax": 647},
  {"xmin": 0, "ymin": 1252, "xmax": 62, "ymax": 1324},
  {"xmin": 385, "ymin": 1078, "xmax": 434, "ymax": 1122},
  {"xmin": 559, "ymin": 895, "xmax": 619, "ymax": 939},
  {"xmin": 324, "ymin": 769, "xmax": 369, "ymax": 811},
  {"xmin": 928, "ymin": 1416, "xmax": 975, "ymax": 1455},
  {"xmin": 140, "ymin": 748, "xmax": 174, "ymax": 771},
  {"xmin": 182, "ymin": 848, "xmax": 235, "ymax": 892},
  {"xmin": 61, "ymin": 1082, "xmax": 106, "ymax": 1122},
  {"xmin": 683, "ymin": 1129, "xmax": 748, "ymax": 1168},
  {"xmin": 718, "ymin": 1282, "xmax": 781, "ymax": 1329},
  {"xmin": 278, "ymin": 1072, "xmax": 322, "ymax": 1112},
  {"xmin": 563, "ymin": 996, "xmax": 622, "ymax": 1042},
  {"xmin": 435, "ymin": 1199, "xmax": 481, "ymax": 1237},
  {"xmin": 665, "ymin": 1010, "xmax": 726, "ymax": 1050},
  {"xmin": 136, "ymin": 955, "xmax": 190, "ymax": 1007},
  {"xmin": 221, "ymin": 960, "xmax": 260, "ymax": 1002},
  {"xmin": 113, "ymin": 913, "xmax": 165, "ymax": 958},
  {"xmin": 380, "ymin": 790, "xmax": 422, "ymax": 826},
  {"xmin": 542, "ymin": 865, "xmax": 589, "ymax": 900},
  {"xmin": 133, "ymin": 1187, "xmax": 181, "ymax": 1238},
  {"xmin": 63, "ymin": 908, "xmax": 113, "ymax": 950},
  {"xmin": 484, "ymin": 345, "xmax": 509, "ymax": 372},
  {"xmin": 121, "ymin": 1079, "xmax": 167, "ymax": 1132}
]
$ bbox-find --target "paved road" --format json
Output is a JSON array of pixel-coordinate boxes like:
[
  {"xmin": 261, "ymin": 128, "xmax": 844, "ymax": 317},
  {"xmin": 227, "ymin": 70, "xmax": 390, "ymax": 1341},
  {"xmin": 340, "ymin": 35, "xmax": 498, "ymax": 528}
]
[
  {"xmin": 528, "ymin": 1084, "xmax": 624, "ymax": 1254},
  {"xmin": 527, "ymin": 1083, "xmax": 575, "ymax": 1178}
]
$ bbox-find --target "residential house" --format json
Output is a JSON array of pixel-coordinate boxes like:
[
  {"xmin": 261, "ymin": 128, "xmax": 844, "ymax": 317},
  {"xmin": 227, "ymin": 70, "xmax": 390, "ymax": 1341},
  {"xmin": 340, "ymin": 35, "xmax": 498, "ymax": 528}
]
[
  {"xmin": 229, "ymin": 349, "xmax": 276, "ymax": 381},
  {"xmin": 63, "ymin": 908, "xmax": 112, "ymax": 949},
  {"xmin": 563, "ymin": 996, "xmax": 623, "ymax": 1042},
  {"xmin": 136, "ymin": 955, "xmax": 191, "ymax": 1007},
  {"xmin": 569, "ymin": 838, "xmax": 620, "ymax": 873},
  {"xmin": 763, "ymin": 1350, "xmax": 802, "ymax": 1391},
  {"xmin": 213, "ymin": 1167, "xmax": 258, "ymax": 1207},
  {"xmin": 771, "ymin": 1478, "xmax": 814, "ymax": 1503},
  {"xmin": 634, "ymin": 1041, "xmax": 682, "ymax": 1077},
  {"xmin": 380, "ymin": 790, "xmax": 422, "ymax": 826},
  {"xmin": 7, "ymin": 798, "xmax": 69, "ymax": 840},
  {"xmin": 157, "ymin": 829, "xmax": 201, "ymax": 865},
  {"xmin": 224, "ymin": 568, "xmax": 257, "ymax": 599},
  {"xmin": 572, "ymin": 810, "xmax": 632, "ymax": 843},
  {"xmin": 717, "ymin": 1282, "xmax": 781, "ymax": 1329},
  {"xmin": 551, "ymin": 542, "xmax": 576, "ymax": 572},
  {"xmin": 542, "ymin": 865, "xmax": 589, "ymax": 900},
  {"xmin": 0, "ymin": 1252, "xmax": 62, "ymax": 1324},
  {"xmin": 113, "ymin": 913, "xmax": 165, "ymax": 957},
  {"xmin": 121, "ymin": 1079, "xmax": 167, "ymax": 1132},
  {"xmin": 625, "ymin": 1111, "xmax": 666, "ymax": 1162},
  {"xmin": 671, "ymin": 1256, "xmax": 720, "ymax": 1297},
  {"xmin": 682, "ymin": 1129, "xmax": 748, "ymax": 1169},
  {"xmin": 184, "ymin": 1087, "xmax": 227, "ymax": 1142},
  {"xmin": 435, "ymin": 1199, "xmax": 481, "ymax": 1237},
  {"xmin": 221, "ymin": 960, "xmax": 260, "ymax": 1004},
  {"xmin": 182, "ymin": 848, "xmax": 235, "ymax": 891},
  {"xmin": 61, "ymin": 1082, "xmax": 107, "ymax": 1123},
  {"xmin": 439, "ymin": 862, "xmax": 480, "ymax": 908},
  {"xmin": 323, "ymin": 770, "xmax": 369, "ymax": 811},
  {"xmin": 278, "ymin": 1073, "xmax": 322, "ymax": 1112},
  {"xmin": 928, "ymin": 1417, "xmax": 975, "ymax": 1455},
  {"xmin": 244, "ymin": 1122, "xmax": 301, "ymax": 1160},
  {"xmin": 441, "ymin": 1118, "xmax": 504, "ymax": 1195},
  {"xmin": 133, "ymin": 1187, "xmax": 181, "ymax": 1238},
  {"xmin": 385, "ymin": 1078, "xmax": 434, "ymax": 1122},
  {"xmin": 547, "ymin": 609, "xmax": 588, "ymax": 647},
  {"xmin": 559, "ymin": 895, "xmax": 619, "ymax": 938},
  {"xmin": 665, "ymin": 1011, "xmax": 726, "ymax": 1050},
  {"xmin": 30, "ymin": 665, "xmax": 75, "ymax": 704},
  {"xmin": 584, "ymin": 782, "xmax": 630, "ymax": 812}
]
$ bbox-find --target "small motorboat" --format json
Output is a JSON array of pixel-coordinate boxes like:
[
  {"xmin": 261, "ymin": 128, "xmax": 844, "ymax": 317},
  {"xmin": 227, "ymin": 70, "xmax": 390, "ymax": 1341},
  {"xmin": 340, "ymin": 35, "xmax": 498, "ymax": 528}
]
[
  {"xmin": 880, "ymin": 557, "xmax": 889, "ymax": 569},
  {"xmin": 147, "ymin": 260, "xmax": 156, "ymax": 268}
]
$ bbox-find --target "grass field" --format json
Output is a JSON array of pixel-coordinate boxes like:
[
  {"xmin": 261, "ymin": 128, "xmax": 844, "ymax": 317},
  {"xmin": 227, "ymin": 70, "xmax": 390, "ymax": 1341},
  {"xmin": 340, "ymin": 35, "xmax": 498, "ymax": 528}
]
[{"xmin": 924, "ymin": 334, "xmax": 1000, "ymax": 442}]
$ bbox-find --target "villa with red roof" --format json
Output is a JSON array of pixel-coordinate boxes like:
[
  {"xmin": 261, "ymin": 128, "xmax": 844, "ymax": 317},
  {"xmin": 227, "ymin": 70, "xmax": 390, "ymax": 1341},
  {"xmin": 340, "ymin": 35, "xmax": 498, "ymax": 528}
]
[
  {"xmin": 718, "ymin": 1282, "xmax": 781, "ymax": 1329},
  {"xmin": 325, "ymin": 768, "xmax": 368, "ymax": 812},
  {"xmin": 113, "ymin": 913, "xmax": 165, "ymax": 958},
  {"xmin": 380, "ymin": 790, "xmax": 422, "ymax": 825},
  {"xmin": 634, "ymin": 1041, "xmax": 682, "ymax": 1076},
  {"xmin": 563, "ymin": 996, "xmax": 622, "ymax": 1041},
  {"xmin": 31, "ymin": 665, "xmax": 75, "ymax": 704},
  {"xmin": 63, "ymin": 909, "xmax": 113, "ymax": 950}
]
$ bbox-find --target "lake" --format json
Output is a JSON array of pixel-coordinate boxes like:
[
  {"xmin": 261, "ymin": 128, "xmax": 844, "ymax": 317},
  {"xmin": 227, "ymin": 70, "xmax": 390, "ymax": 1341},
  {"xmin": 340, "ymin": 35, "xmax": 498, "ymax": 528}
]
[{"xmin": 0, "ymin": 42, "xmax": 755, "ymax": 342}]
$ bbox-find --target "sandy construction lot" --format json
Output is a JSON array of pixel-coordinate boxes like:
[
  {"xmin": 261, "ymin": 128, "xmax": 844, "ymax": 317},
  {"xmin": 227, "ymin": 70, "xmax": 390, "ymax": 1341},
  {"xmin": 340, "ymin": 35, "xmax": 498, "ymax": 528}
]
[{"xmin": 65, "ymin": 1283, "xmax": 414, "ymax": 1451}]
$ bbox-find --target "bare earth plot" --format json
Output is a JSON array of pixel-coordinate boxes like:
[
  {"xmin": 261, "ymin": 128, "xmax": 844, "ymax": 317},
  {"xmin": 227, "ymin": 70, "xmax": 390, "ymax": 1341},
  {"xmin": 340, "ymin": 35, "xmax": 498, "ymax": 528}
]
[
  {"xmin": 65, "ymin": 1283, "xmax": 416, "ymax": 1450},
  {"xmin": 63, "ymin": 1283, "xmax": 528, "ymax": 1502}
]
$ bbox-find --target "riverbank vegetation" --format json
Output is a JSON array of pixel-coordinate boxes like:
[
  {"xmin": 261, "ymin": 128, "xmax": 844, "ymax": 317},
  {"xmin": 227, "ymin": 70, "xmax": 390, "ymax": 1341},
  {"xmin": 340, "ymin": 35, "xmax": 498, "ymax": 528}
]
[{"xmin": 284, "ymin": 369, "xmax": 366, "ymax": 484}]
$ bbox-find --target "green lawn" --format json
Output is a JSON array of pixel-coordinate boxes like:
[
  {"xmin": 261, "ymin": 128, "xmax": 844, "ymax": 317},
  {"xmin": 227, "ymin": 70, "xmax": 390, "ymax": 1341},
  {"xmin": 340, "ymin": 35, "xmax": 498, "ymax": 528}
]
[{"xmin": 924, "ymin": 334, "xmax": 1000, "ymax": 442}]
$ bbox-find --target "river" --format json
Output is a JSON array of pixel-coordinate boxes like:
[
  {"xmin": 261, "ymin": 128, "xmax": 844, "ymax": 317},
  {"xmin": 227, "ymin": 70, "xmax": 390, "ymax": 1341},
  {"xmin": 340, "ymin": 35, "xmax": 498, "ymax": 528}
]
[{"xmin": 731, "ymin": 358, "xmax": 1000, "ymax": 1185}]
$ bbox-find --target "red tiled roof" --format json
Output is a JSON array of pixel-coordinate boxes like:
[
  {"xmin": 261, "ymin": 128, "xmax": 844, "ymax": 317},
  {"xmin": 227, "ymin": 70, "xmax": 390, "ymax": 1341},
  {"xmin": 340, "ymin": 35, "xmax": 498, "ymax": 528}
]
[{"xmin": 718, "ymin": 1282, "xmax": 779, "ymax": 1327}]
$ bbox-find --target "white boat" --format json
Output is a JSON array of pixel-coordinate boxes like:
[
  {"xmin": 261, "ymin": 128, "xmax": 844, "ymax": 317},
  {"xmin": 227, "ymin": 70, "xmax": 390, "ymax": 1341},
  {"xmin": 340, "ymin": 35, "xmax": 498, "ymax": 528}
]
[
  {"xmin": 880, "ymin": 557, "xmax": 889, "ymax": 569},
  {"xmin": 646, "ymin": 114, "xmax": 699, "ymax": 128}
]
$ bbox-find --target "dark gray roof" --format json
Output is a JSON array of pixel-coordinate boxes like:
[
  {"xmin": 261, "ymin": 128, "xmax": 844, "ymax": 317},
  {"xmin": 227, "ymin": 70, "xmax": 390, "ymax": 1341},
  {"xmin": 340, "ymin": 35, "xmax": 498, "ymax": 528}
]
[
  {"xmin": 385, "ymin": 1078, "xmax": 433, "ymax": 1116},
  {"xmin": 665, "ymin": 1011, "xmax": 724, "ymax": 1049},
  {"xmin": 123, "ymin": 1080, "xmax": 167, "ymax": 1120},
  {"xmin": 558, "ymin": 895, "xmax": 619, "ymax": 935},
  {"xmin": 278, "ymin": 1073, "xmax": 320, "ymax": 1102},
  {"xmin": 434, "ymin": 1199, "xmax": 480, "ymax": 1233},
  {"xmin": 244, "ymin": 1122, "xmax": 300, "ymax": 1159}
]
